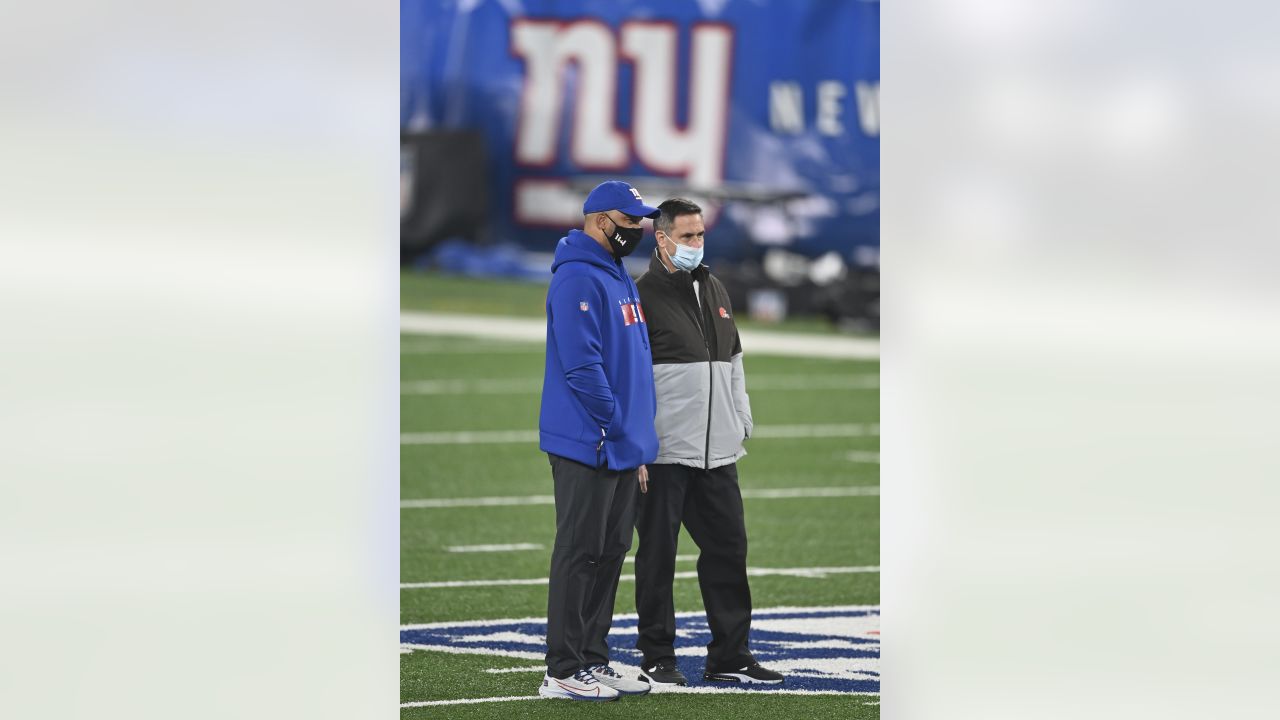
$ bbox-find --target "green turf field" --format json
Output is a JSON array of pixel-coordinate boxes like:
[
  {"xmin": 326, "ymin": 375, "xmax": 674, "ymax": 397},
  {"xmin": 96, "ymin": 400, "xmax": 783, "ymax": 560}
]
[
  {"xmin": 400, "ymin": 277, "xmax": 879, "ymax": 717},
  {"xmin": 401, "ymin": 270, "xmax": 875, "ymax": 337}
]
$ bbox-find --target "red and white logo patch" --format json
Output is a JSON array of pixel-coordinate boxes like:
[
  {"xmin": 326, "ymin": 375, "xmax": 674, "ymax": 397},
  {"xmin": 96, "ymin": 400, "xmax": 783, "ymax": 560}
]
[
  {"xmin": 579, "ymin": 301, "xmax": 589, "ymax": 312},
  {"xmin": 619, "ymin": 301, "xmax": 645, "ymax": 326},
  {"xmin": 719, "ymin": 306, "xmax": 730, "ymax": 318}
]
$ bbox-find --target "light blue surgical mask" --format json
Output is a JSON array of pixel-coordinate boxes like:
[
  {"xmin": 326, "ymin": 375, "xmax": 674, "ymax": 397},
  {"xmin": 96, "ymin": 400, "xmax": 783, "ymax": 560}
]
[{"xmin": 661, "ymin": 235, "xmax": 703, "ymax": 272}]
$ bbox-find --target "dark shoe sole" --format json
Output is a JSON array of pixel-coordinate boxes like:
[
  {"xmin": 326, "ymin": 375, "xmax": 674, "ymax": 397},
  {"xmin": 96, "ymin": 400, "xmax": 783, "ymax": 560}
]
[
  {"xmin": 639, "ymin": 672, "xmax": 688, "ymax": 687},
  {"xmin": 702, "ymin": 671, "xmax": 784, "ymax": 685}
]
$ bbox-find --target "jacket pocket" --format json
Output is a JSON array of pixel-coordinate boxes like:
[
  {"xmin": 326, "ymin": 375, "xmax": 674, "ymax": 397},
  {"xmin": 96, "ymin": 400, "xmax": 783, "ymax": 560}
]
[
  {"xmin": 603, "ymin": 399, "xmax": 623, "ymax": 440},
  {"xmin": 707, "ymin": 361, "xmax": 744, "ymax": 461},
  {"xmin": 652, "ymin": 363, "xmax": 710, "ymax": 461}
]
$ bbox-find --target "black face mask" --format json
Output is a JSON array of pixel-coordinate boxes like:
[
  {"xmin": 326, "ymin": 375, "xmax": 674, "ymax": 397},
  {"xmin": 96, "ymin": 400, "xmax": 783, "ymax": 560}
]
[{"xmin": 602, "ymin": 216, "xmax": 644, "ymax": 258}]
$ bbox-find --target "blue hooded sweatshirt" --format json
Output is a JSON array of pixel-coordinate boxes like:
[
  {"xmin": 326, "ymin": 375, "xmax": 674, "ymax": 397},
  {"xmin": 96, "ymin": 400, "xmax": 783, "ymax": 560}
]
[{"xmin": 539, "ymin": 230, "xmax": 658, "ymax": 471}]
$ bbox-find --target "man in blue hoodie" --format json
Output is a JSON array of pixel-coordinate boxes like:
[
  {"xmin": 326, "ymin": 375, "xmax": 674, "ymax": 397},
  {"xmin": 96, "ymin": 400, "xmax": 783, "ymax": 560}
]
[{"xmin": 537, "ymin": 180, "xmax": 661, "ymax": 702}]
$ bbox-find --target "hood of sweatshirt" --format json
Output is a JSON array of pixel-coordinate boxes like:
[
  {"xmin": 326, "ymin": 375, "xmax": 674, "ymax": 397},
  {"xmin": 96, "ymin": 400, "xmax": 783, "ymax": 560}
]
[{"xmin": 550, "ymin": 229, "xmax": 624, "ymax": 278}]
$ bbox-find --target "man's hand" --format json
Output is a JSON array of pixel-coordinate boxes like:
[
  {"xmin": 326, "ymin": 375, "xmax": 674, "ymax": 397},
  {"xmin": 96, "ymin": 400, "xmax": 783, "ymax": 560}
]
[{"xmin": 638, "ymin": 465, "xmax": 648, "ymax": 494}]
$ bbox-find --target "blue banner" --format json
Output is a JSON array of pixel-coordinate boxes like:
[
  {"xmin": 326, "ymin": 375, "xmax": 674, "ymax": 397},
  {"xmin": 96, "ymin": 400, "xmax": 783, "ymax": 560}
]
[{"xmin": 402, "ymin": 0, "xmax": 879, "ymax": 261}]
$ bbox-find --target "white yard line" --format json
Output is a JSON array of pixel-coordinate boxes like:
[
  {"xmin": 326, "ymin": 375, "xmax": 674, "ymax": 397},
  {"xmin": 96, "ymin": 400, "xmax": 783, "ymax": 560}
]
[
  {"xmin": 400, "ymin": 311, "xmax": 879, "ymax": 359},
  {"xmin": 402, "ymin": 577, "xmax": 548, "ymax": 589},
  {"xmin": 402, "ymin": 495, "xmax": 554, "ymax": 508},
  {"xmin": 402, "ymin": 485, "xmax": 878, "ymax": 509},
  {"xmin": 400, "ymin": 374, "xmax": 878, "ymax": 395},
  {"xmin": 742, "ymin": 486, "xmax": 876, "ymax": 499},
  {"xmin": 844, "ymin": 450, "xmax": 881, "ymax": 463},
  {"xmin": 399, "ymin": 643, "xmax": 544, "ymax": 660},
  {"xmin": 401, "ymin": 423, "xmax": 878, "ymax": 445},
  {"xmin": 624, "ymin": 554, "xmax": 697, "ymax": 564},
  {"xmin": 401, "ymin": 604, "xmax": 878, "ymax": 630},
  {"xmin": 401, "ymin": 312, "xmax": 546, "ymax": 342},
  {"xmin": 401, "ymin": 342, "xmax": 543, "ymax": 355},
  {"xmin": 401, "ymin": 430, "xmax": 539, "ymax": 444},
  {"xmin": 746, "ymin": 375, "xmax": 879, "ymax": 390},
  {"xmin": 446, "ymin": 543, "xmax": 544, "ymax": 553},
  {"xmin": 400, "ymin": 696, "xmax": 543, "ymax": 707},
  {"xmin": 750, "ymin": 423, "xmax": 879, "ymax": 439},
  {"xmin": 402, "ymin": 378, "xmax": 542, "ymax": 394},
  {"xmin": 401, "ymin": 565, "xmax": 879, "ymax": 589},
  {"xmin": 401, "ymin": 687, "xmax": 877, "ymax": 707}
]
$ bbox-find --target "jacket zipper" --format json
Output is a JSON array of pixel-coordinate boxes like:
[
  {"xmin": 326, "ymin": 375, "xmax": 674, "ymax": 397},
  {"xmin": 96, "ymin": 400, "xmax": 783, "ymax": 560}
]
[{"xmin": 690, "ymin": 279, "xmax": 713, "ymax": 470}]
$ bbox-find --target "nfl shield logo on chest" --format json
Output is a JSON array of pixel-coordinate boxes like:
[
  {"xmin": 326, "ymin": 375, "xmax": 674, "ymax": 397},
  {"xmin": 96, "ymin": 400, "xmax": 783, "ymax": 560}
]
[{"xmin": 579, "ymin": 301, "xmax": 589, "ymax": 312}]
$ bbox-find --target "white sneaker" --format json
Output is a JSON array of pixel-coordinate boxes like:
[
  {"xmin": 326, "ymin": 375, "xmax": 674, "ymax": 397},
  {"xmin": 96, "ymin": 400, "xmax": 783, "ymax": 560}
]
[
  {"xmin": 587, "ymin": 664, "xmax": 652, "ymax": 696},
  {"xmin": 538, "ymin": 669, "xmax": 620, "ymax": 701}
]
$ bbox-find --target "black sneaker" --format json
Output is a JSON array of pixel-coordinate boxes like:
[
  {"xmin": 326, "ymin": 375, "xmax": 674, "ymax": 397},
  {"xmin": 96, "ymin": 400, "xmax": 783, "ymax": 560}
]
[
  {"xmin": 639, "ymin": 659, "xmax": 687, "ymax": 686},
  {"xmin": 703, "ymin": 660, "xmax": 785, "ymax": 684}
]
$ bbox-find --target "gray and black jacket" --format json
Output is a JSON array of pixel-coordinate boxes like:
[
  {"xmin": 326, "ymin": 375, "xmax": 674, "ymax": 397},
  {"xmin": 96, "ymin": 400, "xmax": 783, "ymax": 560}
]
[{"xmin": 636, "ymin": 251, "xmax": 752, "ymax": 469}]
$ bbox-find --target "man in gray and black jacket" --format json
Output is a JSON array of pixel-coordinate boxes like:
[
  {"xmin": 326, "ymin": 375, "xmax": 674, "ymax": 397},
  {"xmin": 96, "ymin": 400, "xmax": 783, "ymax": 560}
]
[{"xmin": 632, "ymin": 198, "xmax": 785, "ymax": 687}]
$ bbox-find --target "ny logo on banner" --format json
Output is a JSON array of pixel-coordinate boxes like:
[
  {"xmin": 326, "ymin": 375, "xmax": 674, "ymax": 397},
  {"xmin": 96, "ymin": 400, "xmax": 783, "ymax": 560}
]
[{"xmin": 510, "ymin": 20, "xmax": 732, "ymax": 188}]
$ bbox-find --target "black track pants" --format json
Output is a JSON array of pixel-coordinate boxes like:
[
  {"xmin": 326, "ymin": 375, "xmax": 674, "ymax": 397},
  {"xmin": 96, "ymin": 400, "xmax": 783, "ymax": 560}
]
[
  {"xmin": 634, "ymin": 461, "xmax": 752, "ymax": 670},
  {"xmin": 544, "ymin": 454, "xmax": 639, "ymax": 678}
]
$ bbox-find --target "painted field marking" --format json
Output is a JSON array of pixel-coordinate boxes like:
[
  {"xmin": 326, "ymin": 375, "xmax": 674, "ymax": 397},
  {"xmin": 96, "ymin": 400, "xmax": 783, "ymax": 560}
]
[
  {"xmin": 401, "ymin": 565, "xmax": 879, "ymax": 590},
  {"xmin": 624, "ymin": 554, "xmax": 697, "ymax": 564},
  {"xmin": 446, "ymin": 543, "xmax": 544, "ymax": 553},
  {"xmin": 400, "ymin": 311, "xmax": 880, "ymax": 359},
  {"xmin": 402, "ymin": 485, "xmax": 878, "ymax": 509},
  {"xmin": 751, "ymin": 423, "xmax": 879, "ymax": 439},
  {"xmin": 401, "ymin": 687, "xmax": 877, "ymax": 707},
  {"xmin": 401, "ymin": 429, "xmax": 538, "ymax": 444},
  {"xmin": 401, "ymin": 342, "xmax": 543, "ymax": 355},
  {"xmin": 844, "ymin": 450, "xmax": 880, "ymax": 463},
  {"xmin": 400, "ymin": 643, "xmax": 542, "ymax": 660},
  {"xmin": 401, "ymin": 374, "xmax": 878, "ymax": 395},
  {"xmin": 401, "ymin": 604, "xmax": 880, "ymax": 702},
  {"xmin": 402, "ymin": 378, "xmax": 540, "ymax": 394},
  {"xmin": 400, "ymin": 695, "xmax": 540, "ymax": 707},
  {"xmin": 401, "ymin": 423, "xmax": 879, "ymax": 445},
  {"xmin": 748, "ymin": 375, "xmax": 878, "ymax": 391},
  {"xmin": 400, "ymin": 604, "xmax": 877, "ymax": 630},
  {"xmin": 403, "ymin": 495, "xmax": 553, "ymax": 508},
  {"xmin": 741, "ymin": 486, "xmax": 879, "ymax": 499}
]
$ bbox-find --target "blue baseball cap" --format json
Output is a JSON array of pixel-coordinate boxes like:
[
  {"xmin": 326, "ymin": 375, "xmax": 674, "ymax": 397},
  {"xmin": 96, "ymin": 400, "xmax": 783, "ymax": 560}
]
[{"xmin": 582, "ymin": 180, "xmax": 661, "ymax": 219}]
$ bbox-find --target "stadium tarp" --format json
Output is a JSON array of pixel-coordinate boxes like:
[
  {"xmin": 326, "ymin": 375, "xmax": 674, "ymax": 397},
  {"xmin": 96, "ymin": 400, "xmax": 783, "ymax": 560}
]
[{"xmin": 401, "ymin": 0, "xmax": 879, "ymax": 260}]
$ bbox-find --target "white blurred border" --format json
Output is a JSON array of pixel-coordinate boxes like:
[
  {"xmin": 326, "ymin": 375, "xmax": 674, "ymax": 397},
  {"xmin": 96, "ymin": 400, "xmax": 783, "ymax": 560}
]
[
  {"xmin": 884, "ymin": 1, "xmax": 1280, "ymax": 718},
  {"xmin": 0, "ymin": 2, "xmax": 396, "ymax": 718}
]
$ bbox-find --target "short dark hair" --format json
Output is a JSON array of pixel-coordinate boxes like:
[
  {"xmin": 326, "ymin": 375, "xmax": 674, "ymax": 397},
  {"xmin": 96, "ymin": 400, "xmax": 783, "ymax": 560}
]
[{"xmin": 655, "ymin": 198, "xmax": 702, "ymax": 236}]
